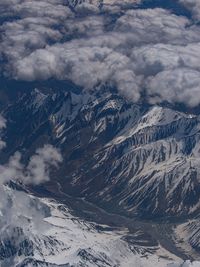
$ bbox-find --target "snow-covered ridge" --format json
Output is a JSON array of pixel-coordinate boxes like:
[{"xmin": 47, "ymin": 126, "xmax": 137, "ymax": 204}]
[
  {"xmin": 2, "ymin": 87, "xmax": 200, "ymax": 265},
  {"xmin": 109, "ymin": 106, "xmax": 196, "ymax": 145},
  {"xmin": 4, "ymin": 86, "xmax": 200, "ymax": 219},
  {"xmin": 0, "ymin": 186, "xmax": 190, "ymax": 267}
]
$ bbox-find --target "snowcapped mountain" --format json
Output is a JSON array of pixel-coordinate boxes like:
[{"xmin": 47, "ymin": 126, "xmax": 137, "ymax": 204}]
[
  {"xmin": 1, "ymin": 84, "xmax": 200, "ymax": 266},
  {"xmin": 77, "ymin": 104, "xmax": 200, "ymax": 218},
  {"xmin": 3, "ymin": 85, "xmax": 200, "ymax": 220},
  {"xmin": 1, "ymin": 183, "xmax": 200, "ymax": 267},
  {"xmin": 1, "ymin": 0, "xmax": 200, "ymax": 264},
  {"xmin": 0, "ymin": 185, "xmax": 185, "ymax": 267}
]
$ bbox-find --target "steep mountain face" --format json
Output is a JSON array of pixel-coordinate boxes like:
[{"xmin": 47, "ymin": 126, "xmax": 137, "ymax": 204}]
[
  {"xmin": 2, "ymin": 84, "xmax": 200, "ymax": 220},
  {"xmin": 0, "ymin": 185, "xmax": 183, "ymax": 267},
  {"xmin": 72, "ymin": 106, "xmax": 200, "ymax": 218},
  {"xmin": 1, "ymin": 0, "xmax": 200, "ymax": 265},
  {"xmin": 174, "ymin": 216, "xmax": 200, "ymax": 253}
]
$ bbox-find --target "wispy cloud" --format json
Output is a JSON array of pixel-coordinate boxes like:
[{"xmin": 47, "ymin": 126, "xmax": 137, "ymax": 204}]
[
  {"xmin": 0, "ymin": 116, "xmax": 62, "ymax": 185},
  {"xmin": 0, "ymin": 115, "xmax": 62, "ymax": 240},
  {"xmin": 0, "ymin": 115, "xmax": 6, "ymax": 151},
  {"xmin": 0, "ymin": 144, "xmax": 62, "ymax": 185}
]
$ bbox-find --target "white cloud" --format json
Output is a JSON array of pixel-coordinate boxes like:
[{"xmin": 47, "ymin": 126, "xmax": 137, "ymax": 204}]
[
  {"xmin": 25, "ymin": 144, "xmax": 63, "ymax": 184},
  {"xmin": 0, "ymin": 115, "xmax": 6, "ymax": 151},
  {"xmin": 147, "ymin": 68, "xmax": 200, "ymax": 107},
  {"xmin": 0, "ymin": 145, "xmax": 62, "ymax": 185},
  {"xmin": 1, "ymin": 1, "xmax": 200, "ymax": 107},
  {"xmin": 179, "ymin": 0, "xmax": 200, "ymax": 20},
  {"xmin": 0, "ymin": 116, "xmax": 62, "ymax": 247},
  {"xmin": 0, "ymin": 115, "xmax": 62, "ymax": 185},
  {"xmin": 131, "ymin": 43, "xmax": 200, "ymax": 75},
  {"xmin": 114, "ymin": 8, "xmax": 199, "ymax": 45}
]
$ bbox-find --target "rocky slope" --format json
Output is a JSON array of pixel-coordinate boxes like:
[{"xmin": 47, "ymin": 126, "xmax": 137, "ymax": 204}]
[
  {"xmin": 2, "ymin": 84, "xmax": 200, "ymax": 220},
  {"xmin": 0, "ymin": 184, "xmax": 185, "ymax": 267},
  {"xmin": 1, "ymin": 81, "xmax": 200, "ymax": 266}
]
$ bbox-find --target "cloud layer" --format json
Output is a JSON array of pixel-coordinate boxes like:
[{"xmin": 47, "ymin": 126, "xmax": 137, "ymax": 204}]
[
  {"xmin": 179, "ymin": 0, "xmax": 200, "ymax": 20},
  {"xmin": 1, "ymin": 0, "xmax": 200, "ymax": 106}
]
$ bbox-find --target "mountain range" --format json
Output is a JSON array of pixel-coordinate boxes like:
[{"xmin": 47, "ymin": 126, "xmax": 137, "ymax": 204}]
[{"xmin": 1, "ymin": 0, "xmax": 200, "ymax": 266}]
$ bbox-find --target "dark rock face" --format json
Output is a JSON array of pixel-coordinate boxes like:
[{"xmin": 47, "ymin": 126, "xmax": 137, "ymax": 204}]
[
  {"xmin": 0, "ymin": 227, "xmax": 34, "ymax": 262},
  {"xmin": 16, "ymin": 258, "xmax": 70, "ymax": 267},
  {"xmin": 2, "ymin": 83, "xmax": 200, "ymax": 219}
]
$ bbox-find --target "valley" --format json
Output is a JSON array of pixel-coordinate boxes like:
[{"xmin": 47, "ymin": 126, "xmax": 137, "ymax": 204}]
[
  {"xmin": 1, "ymin": 0, "xmax": 200, "ymax": 264},
  {"xmin": 30, "ymin": 181, "xmax": 200, "ymax": 263}
]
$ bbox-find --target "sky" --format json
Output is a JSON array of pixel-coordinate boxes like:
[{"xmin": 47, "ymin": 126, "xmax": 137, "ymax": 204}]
[{"xmin": 0, "ymin": 0, "xmax": 200, "ymax": 107}]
